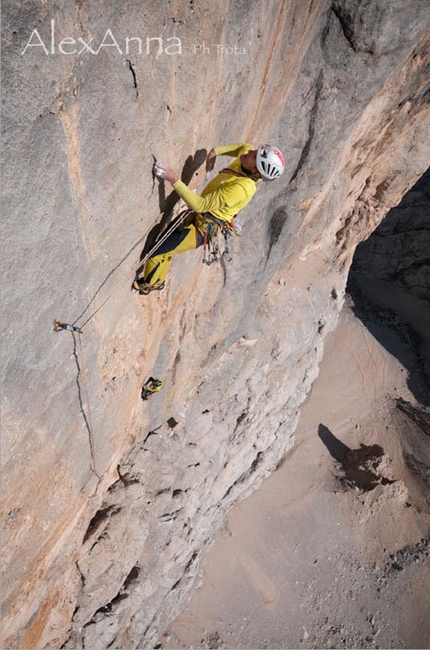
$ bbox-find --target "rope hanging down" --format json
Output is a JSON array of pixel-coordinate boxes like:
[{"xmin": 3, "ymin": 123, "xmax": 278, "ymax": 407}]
[
  {"xmin": 53, "ymin": 209, "xmax": 192, "ymax": 335},
  {"xmin": 52, "ymin": 211, "xmax": 191, "ymax": 481},
  {"xmin": 77, "ymin": 333, "xmax": 100, "ymax": 480}
]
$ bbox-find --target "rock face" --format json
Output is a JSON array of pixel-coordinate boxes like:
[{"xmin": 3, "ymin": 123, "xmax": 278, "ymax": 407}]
[
  {"xmin": 1, "ymin": 1, "xmax": 429, "ymax": 648},
  {"xmin": 163, "ymin": 307, "xmax": 430, "ymax": 649},
  {"xmin": 348, "ymin": 168, "xmax": 430, "ymax": 405}
]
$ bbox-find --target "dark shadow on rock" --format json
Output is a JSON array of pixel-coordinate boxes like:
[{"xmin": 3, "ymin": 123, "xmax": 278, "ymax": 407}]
[
  {"xmin": 318, "ymin": 424, "xmax": 350, "ymax": 463},
  {"xmin": 346, "ymin": 275, "xmax": 430, "ymax": 406},
  {"xmin": 396, "ymin": 398, "xmax": 430, "ymax": 437},
  {"xmin": 346, "ymin": 167, "xmax": 430, "ymax": 406},
  {"xmin": 318, "ymin": 424, "xmax": 394, "ymax": 492},
  {"xmin": 395, "ymin": 398, "xmax": 430, "ymax": 496},
  {"xmin": 265, "ymin": 207, "xmax": 288, "ymax": 267}
]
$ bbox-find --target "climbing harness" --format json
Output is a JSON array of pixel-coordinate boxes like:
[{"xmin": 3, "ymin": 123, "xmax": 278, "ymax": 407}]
[
  {"xmin": 199, "ymin": 166, "xmax": 248, "ymax": 267},
  {"xmin": 201, "ymin": 213, "xmax": 240, "ymax": 266},
  {"xmin": 141, "ymin": 377, "xmax": 164, "ymax": 400}
]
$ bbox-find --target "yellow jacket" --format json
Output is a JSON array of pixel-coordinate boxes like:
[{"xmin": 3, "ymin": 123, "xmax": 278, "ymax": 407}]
[{"xmin": 171, "ymin": 143, "xmax": 258, "ymax": 233}]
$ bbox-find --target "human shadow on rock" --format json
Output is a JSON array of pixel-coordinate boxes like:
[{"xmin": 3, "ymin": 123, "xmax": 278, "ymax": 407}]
[
  {"xmin": 137, "ymin": 148, "xmax": 207, "ymax": 265},
  {"xmin": 318, "ymin": 424, "xmax": 394, "ymax": 492}
]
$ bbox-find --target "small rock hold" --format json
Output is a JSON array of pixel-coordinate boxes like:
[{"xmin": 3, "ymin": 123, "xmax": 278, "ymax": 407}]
[{"xmin": 6, "ymin": 508, "xmax": 20, "ymax": 522}]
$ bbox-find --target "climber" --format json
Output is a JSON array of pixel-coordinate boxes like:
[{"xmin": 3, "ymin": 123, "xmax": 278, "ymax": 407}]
[
  {"xmin": 141, "ymin": 377, "xmax": 164, "ymax": 400},
  {"xmin": 133, "ymin": 143, "xmax": 285, "ymax": 294}
]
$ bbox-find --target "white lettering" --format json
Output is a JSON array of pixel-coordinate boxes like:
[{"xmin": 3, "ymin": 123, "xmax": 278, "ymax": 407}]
[
  {"xmin": 21, "ymin": 23, "xmax": 185, "ymax": 57},
  {"xmin": 59, "ymin": 36, "xmax": 77, "ymax": 55},
  {"xmin": 125, "ymin": 36, "xmax": 143, "ymax": 55},
  {"xmin": 97, "ymin": 29, "xmax": 123, "ymax": 55},
  {"xmin": 21, "ymin": 28, "xmax": 49, "ymax": 55},
  {"xmin": 51, "ymin": 18, "xmax": 55, "ymax": 54},
  {"xmin": 146, "ymin": 36, "xmax": 163, "ymax": 56},
  {"xmin": 213, "ymin": 44, "xmax": 246, "ymax": 55},
  {"xmin": 164, "ymin": 36, "xmax": 182, "ymax": 55},
  {"xmin": 193, "ymin": 40, "xmax": 210, "ymax": 55},
  {"xmin": 77, "ymin": 36, "xmax": 96, "ymax": 55}
]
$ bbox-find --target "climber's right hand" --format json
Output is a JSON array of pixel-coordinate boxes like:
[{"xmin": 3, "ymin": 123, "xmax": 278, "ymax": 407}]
[{"xmin": 153, "ymin": 161, "xmax": 179, "ymax": 184}]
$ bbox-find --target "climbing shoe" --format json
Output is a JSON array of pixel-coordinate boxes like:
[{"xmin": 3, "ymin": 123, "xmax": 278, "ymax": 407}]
[{"xmin": 133, "ymin": 279, "xmax": 165, "ymax": 295}]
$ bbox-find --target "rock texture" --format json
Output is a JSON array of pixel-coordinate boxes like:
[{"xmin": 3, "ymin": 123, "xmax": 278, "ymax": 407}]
[
  {"xmin": 348, "ymin": 168, "xmax": 430, "ymax": 405},
  {"xmin": 163, "ymin": 307, "xmax": 430, "ymax": 649},
  {"xmin": 1, "ymin": 1, "xmax": 430, "ymax": 648}
]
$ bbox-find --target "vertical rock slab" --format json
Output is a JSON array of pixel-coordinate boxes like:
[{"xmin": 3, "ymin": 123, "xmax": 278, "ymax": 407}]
[{"xmin": 1, "ymin": 0, "xmax": 430, "ymax": 647}]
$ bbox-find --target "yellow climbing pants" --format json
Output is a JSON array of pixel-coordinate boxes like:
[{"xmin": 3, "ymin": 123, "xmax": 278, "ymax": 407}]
[{"xmin": 142, "ymin": 213, "xmax": 203, "ymax": 286}]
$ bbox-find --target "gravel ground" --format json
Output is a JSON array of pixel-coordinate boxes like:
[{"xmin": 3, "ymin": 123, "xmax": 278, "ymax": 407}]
[{"xmin": 162, "ymin": 308, "xmax": 430, "ymax": 649}]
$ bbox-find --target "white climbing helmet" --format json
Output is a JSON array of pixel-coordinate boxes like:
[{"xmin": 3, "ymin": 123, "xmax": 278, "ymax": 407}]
[{"xmin": 256, "ymin": 144, "xmax": 285, "ymax": 181}]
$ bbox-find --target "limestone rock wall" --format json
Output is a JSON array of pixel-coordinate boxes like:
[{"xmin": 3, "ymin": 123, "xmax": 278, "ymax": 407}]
[
  {"xmin": 348, "ymin": 168, "xmax": 430, "ymax": 405},
  {"xmin": 1, "ymin": 1, "xmax": 430, "ymax": 648}
]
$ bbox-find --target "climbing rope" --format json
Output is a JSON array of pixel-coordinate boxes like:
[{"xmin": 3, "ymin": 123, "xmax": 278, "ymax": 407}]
[
  {"xmin": 53, "ymin": 209, "xmax": 191, "ymax": 479},
  {"xmin": 53, "ymin": 207, "xmax": 239, "ymax": 477},
  {"xmin": 54, "ymin": 209, "xmax": 192, "ymax": 335},
  {"xmin": 77, "ymin": 333, "xmax": 101, "ymax": 480}
]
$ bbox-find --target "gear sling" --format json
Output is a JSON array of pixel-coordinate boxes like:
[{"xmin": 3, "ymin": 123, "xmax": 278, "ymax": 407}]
[{"xmin": 142, "ymin": 210, "xmax": 236, "ymax": 287}]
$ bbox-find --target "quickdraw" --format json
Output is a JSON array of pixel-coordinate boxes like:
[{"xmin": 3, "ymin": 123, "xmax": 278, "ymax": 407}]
[
  {"xmin": 202, "ymin": 222, "xmax": 219, "ymax": 265},
  {"xmin": 202, "ymin": 215, "xmax": 240, "ymax": 266}
]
